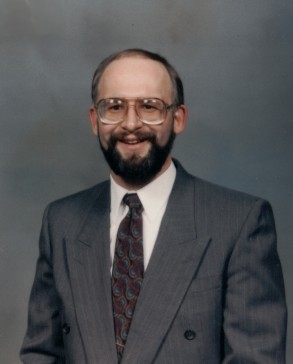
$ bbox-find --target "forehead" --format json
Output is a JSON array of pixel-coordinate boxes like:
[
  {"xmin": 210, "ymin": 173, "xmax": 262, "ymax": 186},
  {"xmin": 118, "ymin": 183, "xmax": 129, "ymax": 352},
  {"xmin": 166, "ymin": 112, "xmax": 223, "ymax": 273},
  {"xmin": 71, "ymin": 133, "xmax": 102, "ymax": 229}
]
[{"xmin": 98, "ymin": 56, "xmax": 173, "ymax": 100}]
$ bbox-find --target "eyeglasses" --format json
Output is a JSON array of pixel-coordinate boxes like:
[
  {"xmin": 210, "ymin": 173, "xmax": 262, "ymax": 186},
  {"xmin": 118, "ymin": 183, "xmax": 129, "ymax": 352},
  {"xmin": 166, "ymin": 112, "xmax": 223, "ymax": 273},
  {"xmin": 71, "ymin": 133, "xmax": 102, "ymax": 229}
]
[{"xmin": 94, "ymin": 98, "xmax": 174, "ymax": 125}]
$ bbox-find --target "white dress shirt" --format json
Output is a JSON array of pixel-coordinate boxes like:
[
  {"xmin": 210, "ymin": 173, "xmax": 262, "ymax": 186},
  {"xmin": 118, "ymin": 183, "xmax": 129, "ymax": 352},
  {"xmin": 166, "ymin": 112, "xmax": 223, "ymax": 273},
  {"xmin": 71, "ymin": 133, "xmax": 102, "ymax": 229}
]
[{"xmin": 110, "ymin": 162, "xmax": 176, "ymax": 270}]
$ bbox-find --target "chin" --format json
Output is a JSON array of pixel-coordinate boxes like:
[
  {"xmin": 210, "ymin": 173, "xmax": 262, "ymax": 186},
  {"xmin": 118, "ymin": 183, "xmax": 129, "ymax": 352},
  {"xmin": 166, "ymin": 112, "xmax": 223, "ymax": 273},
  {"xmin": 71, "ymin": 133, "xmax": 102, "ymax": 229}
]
[{"xmin": 99, "ymin": 131, "xmax": 176, "ymax": 186}]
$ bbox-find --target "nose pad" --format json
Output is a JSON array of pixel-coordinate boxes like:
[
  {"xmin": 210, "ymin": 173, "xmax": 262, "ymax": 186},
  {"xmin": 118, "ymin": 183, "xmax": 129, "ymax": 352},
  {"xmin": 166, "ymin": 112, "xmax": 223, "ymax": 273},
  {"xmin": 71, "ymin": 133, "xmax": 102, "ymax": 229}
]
[{"xmin": 121, "ymin": 103, "xmax": 142, "ymax": 130}]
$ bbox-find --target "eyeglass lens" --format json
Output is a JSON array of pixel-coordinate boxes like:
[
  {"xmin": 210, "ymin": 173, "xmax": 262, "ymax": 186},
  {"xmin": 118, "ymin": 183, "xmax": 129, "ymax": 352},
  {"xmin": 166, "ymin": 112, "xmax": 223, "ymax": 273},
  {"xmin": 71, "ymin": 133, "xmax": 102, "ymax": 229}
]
[{"xmin": 98, "ymin": 98, "xmax": 166, "ymax": 124}]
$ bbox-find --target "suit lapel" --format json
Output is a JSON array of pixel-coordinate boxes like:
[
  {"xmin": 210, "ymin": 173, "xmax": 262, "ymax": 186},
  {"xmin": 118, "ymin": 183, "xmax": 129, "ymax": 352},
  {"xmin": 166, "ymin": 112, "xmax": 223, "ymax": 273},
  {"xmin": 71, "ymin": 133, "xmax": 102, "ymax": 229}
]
[
  {"xmin": 122, "ymin": 165, "xmax": 211, "ymax": 364},
  {"xmin": 65, "ymin": 182, "xmax": 118, "ymax": 363}
]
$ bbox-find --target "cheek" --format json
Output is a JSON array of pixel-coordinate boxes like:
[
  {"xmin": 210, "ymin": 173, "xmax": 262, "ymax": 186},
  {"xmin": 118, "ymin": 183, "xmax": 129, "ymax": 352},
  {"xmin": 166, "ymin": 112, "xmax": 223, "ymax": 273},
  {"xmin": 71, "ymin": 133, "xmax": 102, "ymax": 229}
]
[
  {"xmin": 97, "ymin": 125, "xmax": 115, "ymax": 145},
  {"xmin": 155, "ymin": 124, "xmax": 174, "ymax": 145}
]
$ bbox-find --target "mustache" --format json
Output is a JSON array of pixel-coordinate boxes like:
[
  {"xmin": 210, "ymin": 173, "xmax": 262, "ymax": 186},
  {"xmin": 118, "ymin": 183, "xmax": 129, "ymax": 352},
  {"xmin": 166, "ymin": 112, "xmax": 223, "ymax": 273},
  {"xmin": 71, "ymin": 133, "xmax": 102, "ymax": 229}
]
[{"xmin": 110, "ymin": 132, "xmax": 156, "ymax": 144}]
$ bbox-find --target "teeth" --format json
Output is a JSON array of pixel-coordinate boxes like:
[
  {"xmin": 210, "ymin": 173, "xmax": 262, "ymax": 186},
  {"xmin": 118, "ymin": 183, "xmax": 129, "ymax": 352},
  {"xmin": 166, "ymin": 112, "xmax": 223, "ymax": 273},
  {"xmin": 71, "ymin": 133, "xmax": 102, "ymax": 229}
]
[{"xmin": 126, "ymin": 140, "xmax": 139, "ymax": 144}]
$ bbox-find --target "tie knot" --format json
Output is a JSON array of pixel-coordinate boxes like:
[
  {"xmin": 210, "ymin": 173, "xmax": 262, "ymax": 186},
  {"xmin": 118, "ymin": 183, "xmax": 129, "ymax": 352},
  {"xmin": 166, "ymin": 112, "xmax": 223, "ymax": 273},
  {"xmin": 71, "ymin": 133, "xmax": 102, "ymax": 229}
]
[{"xmin": 123, "ymin": 193, "xmax": 142, "ymax": 211}]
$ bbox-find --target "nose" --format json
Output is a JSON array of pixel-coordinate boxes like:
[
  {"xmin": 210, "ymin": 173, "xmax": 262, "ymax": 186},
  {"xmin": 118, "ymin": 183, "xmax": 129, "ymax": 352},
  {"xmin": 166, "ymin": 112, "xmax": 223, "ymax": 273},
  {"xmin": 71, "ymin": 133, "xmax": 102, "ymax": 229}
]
[{"xmin": 120, "ymin": 103, "xmax": 143, "ymax": 131}]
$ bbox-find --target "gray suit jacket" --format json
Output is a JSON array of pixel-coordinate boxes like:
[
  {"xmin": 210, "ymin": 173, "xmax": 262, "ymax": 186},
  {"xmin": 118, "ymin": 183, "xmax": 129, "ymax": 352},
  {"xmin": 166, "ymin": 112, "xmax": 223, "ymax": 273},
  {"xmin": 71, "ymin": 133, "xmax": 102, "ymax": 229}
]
[{"xmin": 20, "ymin": 161, "xmax": 287, "ymax": 363}]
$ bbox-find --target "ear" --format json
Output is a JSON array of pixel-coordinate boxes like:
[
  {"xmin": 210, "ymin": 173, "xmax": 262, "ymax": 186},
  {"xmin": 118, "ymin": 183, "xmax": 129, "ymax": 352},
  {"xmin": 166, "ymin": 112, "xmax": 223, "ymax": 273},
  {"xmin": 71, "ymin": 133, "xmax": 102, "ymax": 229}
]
[
  {"xmin": 89, "ymin": 106, "xmax": 99, "ymax": 136},
  {"xmin": 173, "ymin": 104, "xmax": 188, "ymax": 135}
]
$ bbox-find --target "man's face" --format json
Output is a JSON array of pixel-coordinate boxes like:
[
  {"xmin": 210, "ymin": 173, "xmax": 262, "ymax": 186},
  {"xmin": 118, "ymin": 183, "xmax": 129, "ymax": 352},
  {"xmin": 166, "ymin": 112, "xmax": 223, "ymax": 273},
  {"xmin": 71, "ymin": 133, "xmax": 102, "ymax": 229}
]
[{"xmin": 89, "ymin": 56, "xmax": 187, "ymax": 187}]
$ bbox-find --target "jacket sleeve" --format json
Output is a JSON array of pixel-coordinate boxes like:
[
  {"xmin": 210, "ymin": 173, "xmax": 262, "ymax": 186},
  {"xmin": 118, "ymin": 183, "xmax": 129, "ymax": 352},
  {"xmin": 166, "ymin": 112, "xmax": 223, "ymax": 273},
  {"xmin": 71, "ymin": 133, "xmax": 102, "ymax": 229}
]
[
  {"xmin": 223, "ymin": 199, "xmax": 287, "ymax": 363},
  {"xmin": 20, "ymin": 206, "xmax": 65, "ymax": 364}
]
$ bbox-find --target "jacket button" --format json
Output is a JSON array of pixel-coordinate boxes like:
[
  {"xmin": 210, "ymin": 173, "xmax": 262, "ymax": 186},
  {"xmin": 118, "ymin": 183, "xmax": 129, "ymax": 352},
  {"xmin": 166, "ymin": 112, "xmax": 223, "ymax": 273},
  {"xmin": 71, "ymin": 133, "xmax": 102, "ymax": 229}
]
[
  {"xmin": 62, "ymin": 323, "xmax": 70, "ymax": 334},
  {"xmin": 184, "ymin": 329, "xmax": 196, "ymax": 340}
]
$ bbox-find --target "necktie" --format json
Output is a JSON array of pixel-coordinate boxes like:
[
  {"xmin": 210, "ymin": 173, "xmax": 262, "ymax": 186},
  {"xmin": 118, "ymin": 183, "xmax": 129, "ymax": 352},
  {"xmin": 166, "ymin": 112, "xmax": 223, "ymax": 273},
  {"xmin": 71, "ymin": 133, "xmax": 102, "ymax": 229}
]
[{"xmin": 112, "ymin": 193, "xmax": 144, "ymax": 361}]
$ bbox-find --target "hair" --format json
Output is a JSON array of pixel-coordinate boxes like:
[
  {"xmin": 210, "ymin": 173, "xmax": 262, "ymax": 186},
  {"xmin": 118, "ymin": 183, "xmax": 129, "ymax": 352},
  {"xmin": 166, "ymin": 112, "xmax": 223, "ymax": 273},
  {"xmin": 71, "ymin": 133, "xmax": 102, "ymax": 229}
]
[{"xmin": 91, "ymin": 48, "xmax": 184, "ymax": 106}]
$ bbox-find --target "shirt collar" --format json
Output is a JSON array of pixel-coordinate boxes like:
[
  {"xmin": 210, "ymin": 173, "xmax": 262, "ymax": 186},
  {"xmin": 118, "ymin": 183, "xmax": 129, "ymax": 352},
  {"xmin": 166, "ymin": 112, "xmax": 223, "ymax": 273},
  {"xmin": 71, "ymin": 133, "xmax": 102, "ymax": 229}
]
[{"xmin": 110, "ymin": 161, "xmax": 176, "ymax": 221}]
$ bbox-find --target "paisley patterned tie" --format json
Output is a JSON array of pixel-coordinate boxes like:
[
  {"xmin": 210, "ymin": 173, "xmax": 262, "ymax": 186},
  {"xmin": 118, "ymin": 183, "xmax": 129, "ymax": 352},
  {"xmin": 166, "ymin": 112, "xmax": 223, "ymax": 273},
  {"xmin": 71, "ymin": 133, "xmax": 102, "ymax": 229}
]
[{"xmin": 112, "ymin": 193, "xmax": 144, "ymax": 362}]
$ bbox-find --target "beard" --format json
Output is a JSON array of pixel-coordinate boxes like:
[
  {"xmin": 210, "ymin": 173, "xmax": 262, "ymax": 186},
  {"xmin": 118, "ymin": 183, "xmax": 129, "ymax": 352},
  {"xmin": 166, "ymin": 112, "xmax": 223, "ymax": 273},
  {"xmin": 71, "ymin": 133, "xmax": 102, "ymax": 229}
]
[{"xmin": 98, "ymin": 130, "xmax": 176, "ymax": 186}]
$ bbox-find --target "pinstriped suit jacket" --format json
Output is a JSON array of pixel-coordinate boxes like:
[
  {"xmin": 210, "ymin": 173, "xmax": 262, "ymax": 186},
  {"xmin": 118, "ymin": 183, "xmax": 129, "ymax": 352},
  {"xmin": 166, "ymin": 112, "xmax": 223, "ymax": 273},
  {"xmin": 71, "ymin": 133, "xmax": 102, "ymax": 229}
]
[{"xmin": 20, "ymin": 160, "xmax": 287, "ymax": 363}]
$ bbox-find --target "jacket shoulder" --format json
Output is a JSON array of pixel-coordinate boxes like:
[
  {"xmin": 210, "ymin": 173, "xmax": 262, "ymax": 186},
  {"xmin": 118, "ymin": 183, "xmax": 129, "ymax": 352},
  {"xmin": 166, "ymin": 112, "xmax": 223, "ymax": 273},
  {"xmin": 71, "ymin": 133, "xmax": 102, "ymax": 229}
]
[
  {"xmin": 48, "ymin": 180, "xmax": 109, "ymax": 210},
  {"xmin": 175, "ymin": 160, "xmax": 268, "ymax": 218},
  {"xmin": 193, "ymin": 175, "xmax": 260, "ymax": 205},
  {"xmin": 43, "ymin": 180, "xmax": 109, "ymax": 235}
]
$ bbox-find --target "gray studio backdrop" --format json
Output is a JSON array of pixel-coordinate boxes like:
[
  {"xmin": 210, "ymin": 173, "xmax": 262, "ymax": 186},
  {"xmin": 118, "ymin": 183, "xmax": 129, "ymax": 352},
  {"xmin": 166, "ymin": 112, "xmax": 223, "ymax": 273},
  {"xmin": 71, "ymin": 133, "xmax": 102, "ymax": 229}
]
[{"xmin": 1, "ymin": 0, "xmax": 292, "ymax": 362}]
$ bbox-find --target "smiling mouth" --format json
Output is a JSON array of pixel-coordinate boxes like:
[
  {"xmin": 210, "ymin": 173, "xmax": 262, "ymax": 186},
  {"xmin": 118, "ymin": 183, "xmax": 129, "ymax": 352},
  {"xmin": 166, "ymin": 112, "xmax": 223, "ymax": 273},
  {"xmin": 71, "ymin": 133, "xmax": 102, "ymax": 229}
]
[
  {"xmin": 110, "ymin": 133, "xmax": 156, "ymax": 151},
  {"xmin": 116, "ymin": 137, "xmax": 152, "ymax": 156},
  {"xmin": 122, "ymin": 139, "xmax": 145, "ymax": 145},
  {"xmin": 119, "ymin": 135, "xmax": 152, "ymax": 145}
]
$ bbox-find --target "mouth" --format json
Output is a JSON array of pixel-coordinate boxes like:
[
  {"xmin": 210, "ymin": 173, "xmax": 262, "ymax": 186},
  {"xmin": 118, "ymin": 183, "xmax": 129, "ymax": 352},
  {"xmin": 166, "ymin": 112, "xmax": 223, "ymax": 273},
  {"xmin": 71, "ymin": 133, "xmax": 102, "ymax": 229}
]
[
  {"xmin": 119, "ymin": 138, "xmax": 149, "ymax": 148},
  {"xmin": 118, "ymin": 134, "xmax": 153, "ymax": 145},
  {"xmin": 121, "ymin": 138, "xmax": 146, "ymax": 145},
  {"xmin": 114, "ymin": 135, "xmax": 153, "ymax": 156}
]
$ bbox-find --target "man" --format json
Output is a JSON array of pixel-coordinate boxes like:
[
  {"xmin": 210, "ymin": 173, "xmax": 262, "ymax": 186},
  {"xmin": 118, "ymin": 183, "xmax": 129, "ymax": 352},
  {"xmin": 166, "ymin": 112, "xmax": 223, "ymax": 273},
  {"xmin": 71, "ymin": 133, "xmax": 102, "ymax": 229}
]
[{"xmin": 21, "ymin": 49, "xmax": 287, "ymax": 363}]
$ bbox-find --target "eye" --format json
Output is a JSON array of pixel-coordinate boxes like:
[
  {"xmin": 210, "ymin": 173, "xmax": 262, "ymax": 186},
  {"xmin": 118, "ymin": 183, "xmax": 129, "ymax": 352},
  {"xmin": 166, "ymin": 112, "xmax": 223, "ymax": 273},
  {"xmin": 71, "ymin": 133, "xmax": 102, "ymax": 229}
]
[
  {"xmin": 106, "ymin": 99, "xmax": 125, "ymax": 112},
  {"xmin": 140, "ymin": 99, "xmax": 162, "ymax": 112},
  {"xmin": 109, "ymin": 104, "xmax": 123, "ymax": 111},
  {"xmin": 142, "ymin": 104, "xmax": 156, "ymax": 110}
]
